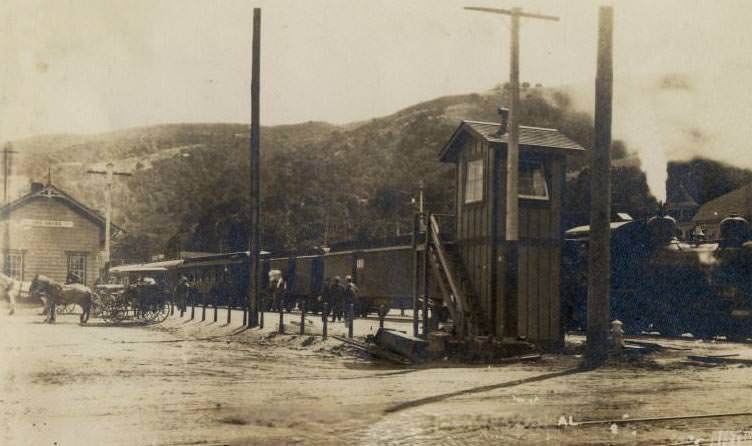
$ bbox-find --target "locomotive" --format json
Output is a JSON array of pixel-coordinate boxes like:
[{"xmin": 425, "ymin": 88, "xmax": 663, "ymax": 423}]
[{"xmin": 563, "ymin": 213, "xmax": 752, "ymax": 339}]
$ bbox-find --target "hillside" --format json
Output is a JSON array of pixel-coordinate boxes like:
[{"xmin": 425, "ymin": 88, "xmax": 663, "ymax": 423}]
[{"xmin": 8, "ymin": 86, "xmax": 655, "ymax": 261}]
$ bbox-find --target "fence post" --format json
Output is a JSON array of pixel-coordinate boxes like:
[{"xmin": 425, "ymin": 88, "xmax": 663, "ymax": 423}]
[
  {"xmin": 213, "ymin": 304, "xmax": 218, "ymax": 323},
  {"xmin": 201, "ymin": 301, "xmax": 206, "ymax": 322},
  {"xmin": 180, "ymin": 306, "xmax": 185, "ymax": 318},
  {"xmin": 322, "ymin": 302, "xmax": 329, "ymax": 339},
  {"xmin": 242, "ymin": 308, "xmax": 247, "ymax": 326},
  {"xmin": 379, "ymin": 304, "xmax": 386, "ymax": 329},
  {"xmin": 348, "ymin": 303, "xmax": 354, "ymax": 338},
  {"xmin": 260, "ymin": 305, "xmax": 264, "ymax": 329},
  {"xmin": 190, "ymin": 304, "xmax": 195, "ymax": 320},
  {"xmin": 227, "ymin": 304, "xmax": 232, "ymax": 324},
  {"xmin": 300, "ymin": 302, "xmax": 306, "ymax": 335},
  {"xmin": 278, "ymin": 306, "xmax": 284, "ymax": 334},
  {"xmin": 171, "ymin": 302, "xmax": 175, "ymax": 316}
]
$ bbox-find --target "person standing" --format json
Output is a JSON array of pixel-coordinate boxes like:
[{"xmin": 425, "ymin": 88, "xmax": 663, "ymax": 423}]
[
  {"xmin": 332, "ymin": 276, "xmax": 345, "ymax": 322},
  {"xmin": 344, "ymin": 275, "xmax": 359, "ymax": 322},
  {"xmin": 176, "ymin": 275, "xmax": 190, "ymax": 313},
  {"xmin": 320, "ymin": 277, "xmax": 333, "ymax": 322},
  {"xmin": 269, "ymin": 270, "xmax": 286, "ymax": 312}
]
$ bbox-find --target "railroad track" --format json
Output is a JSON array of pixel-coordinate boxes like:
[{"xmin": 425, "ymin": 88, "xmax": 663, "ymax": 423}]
[
  {"xmin": 281, "ymin": 309, "xmax": 414, "ymax": 324},
  {"xmin": 567, "ymin": 330, "xmax": 752, "ymax": 345}
]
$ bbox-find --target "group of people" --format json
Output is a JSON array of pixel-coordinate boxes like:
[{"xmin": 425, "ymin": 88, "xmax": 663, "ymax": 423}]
[
  {"xmin": 170, "ymin": 269, "xmax": 363, "ymax": 322},
  {"xmin": 320, "ymin": 275, "xmax": 359, "ymax": 323}
]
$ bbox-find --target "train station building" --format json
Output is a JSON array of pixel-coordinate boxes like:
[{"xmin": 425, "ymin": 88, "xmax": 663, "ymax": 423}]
[{"xmin": 0, "ymin": 182, "xmax": 120, "ymax": 288}]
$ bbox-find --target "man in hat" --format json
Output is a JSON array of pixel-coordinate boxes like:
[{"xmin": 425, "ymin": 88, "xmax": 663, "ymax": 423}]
[
  {"xmin": 268, "ymin": 270, "xmax": 286, "ymax": 312},
  {"xmin": 331, "ymin": 276, "xmax": 345, "ymax": 322},
  {"xmin": 320, "ymin": 277, "xmax": 333, "ymax": 322},
  {"xmin": 344, "ymin": 275, "xmax": 359, "ymax": 322}
]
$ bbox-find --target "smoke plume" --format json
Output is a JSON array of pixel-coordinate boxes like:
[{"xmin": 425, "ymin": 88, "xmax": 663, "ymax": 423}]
[{"xmin": 564, "ymin": 68, "xmax": 752, "ymax": 203}]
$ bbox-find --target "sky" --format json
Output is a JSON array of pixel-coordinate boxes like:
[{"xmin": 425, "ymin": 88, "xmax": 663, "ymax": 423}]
[{"xmin": 3, "ymin": 0, "xmax": 752, "ymax": 200}]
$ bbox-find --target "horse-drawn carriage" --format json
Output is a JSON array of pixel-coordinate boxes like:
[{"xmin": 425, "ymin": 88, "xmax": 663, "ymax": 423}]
[
  {"xmin": 97, "ymin": 264, "xmax": 173, "ymax": 323},
  {"xmin": 95, "ymin": 282, "xmax": 171, "ymax": 323}
]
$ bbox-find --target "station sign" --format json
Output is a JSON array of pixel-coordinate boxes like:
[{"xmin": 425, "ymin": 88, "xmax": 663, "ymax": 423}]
[{"xmin": 8, "ymin": 219, "xmax": 74, "ymax": 229}]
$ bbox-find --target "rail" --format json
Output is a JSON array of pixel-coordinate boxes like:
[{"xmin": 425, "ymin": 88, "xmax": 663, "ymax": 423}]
[{"xmin": 428, "ymin": 214, "xmax": 465, "ymax": 318}]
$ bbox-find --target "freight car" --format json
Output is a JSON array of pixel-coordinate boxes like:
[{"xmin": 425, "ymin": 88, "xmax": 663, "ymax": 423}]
[
  {"xmin": 111, "ymin": 239, "xmax": 428, "ymax": 319},
  {"xmin": 262, "ymin": 240, "xmax": 423, "ymax": 317},
  {"xmin": 563, "ymin": 213, "xmax": 752, "ymax": 339}
]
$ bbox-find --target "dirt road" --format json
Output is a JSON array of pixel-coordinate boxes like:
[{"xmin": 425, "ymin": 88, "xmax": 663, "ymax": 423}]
[{"xmin": 3, "ymin": 306, "xmax": 752, "ymax": 445}]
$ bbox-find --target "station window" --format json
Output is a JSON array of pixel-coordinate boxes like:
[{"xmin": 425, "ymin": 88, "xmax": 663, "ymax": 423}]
[
  {"xmin": 464, "ymin": 159, "xmax": 484, "ymax": 203},
  {"xmin": 4, "ymin": 251, "xmax": 24, "ymax": 281},
  {"xmin": 67, "ymin": 253, "xmax": 87, "ymax": 285},
  {"xmin": 519, "ymin": 161, "xmax": 549, "ymax": 200}
]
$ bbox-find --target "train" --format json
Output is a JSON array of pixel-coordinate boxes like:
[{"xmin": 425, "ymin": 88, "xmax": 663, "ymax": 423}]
[
  {"xmin": 563, "ymin": 213, "xmax": 752, "ymax": 340},
  {"xmin": 110, "ymin": 235, "xmax": 425, "ymax": 317}
]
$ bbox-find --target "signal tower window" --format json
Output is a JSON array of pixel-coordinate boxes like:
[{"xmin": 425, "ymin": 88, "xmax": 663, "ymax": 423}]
[
  {"xmin": 519, "ymin": 161, "xmax": 549, "ymax": 200},
  {"xmin": 464, "ymin": 159, "xmax": 484, "ymax": 203}
]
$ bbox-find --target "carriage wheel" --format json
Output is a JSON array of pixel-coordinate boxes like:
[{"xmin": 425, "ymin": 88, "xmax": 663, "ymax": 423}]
[
  {"xmin": 142, "ymin": 302, "xmax": 171, "ymax": 323},
  {"xmin": 102, "ymin": 302, "xmax": 128, "ymax": 323}
]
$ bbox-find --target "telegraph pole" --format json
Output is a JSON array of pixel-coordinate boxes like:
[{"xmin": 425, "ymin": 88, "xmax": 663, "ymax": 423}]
[
  {"xmin": 587, "ymin": 6, "xmax": 614, "ymax": 365},
  {"xmin": 2, "ymin": 143, "xmax": 17, "ymax": 274},
  {"xmin": 248, "ymin": 7, "xmax": 262, "ymax": 328},
  {"xmin": 2, "ymin": 143, "xmax": 16, "ymax": 205},
  {"xmin": 86, "ymin": 163, "xmax": 132, "ymax": 277},
  {"xmin": 465, "ymin": 5, "xmax": 559, "ymax": 336}
]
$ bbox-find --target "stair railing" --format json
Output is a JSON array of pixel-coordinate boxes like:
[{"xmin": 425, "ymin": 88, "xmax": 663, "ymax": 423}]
[{"xmin": 428, "ymin": 214, "xmax": 465, "ymax": 317}]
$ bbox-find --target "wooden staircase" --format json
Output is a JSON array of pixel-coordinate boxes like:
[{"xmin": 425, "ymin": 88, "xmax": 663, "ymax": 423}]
[{"xmin": 427, "ymin": 214, "xmax": 488, "ymax": 339}]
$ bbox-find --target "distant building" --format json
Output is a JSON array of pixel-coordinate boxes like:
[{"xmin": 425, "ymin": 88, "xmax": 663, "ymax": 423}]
[
  {"xmin": 665, "ymin": 183, "xmax": 699, "ymax": 238},
  {"xmin": 0, "ymin": 182, "xmax": 121, "ymax": 286},
  {"xmin": 692, "ymin": 182, "xmax": 752, "ymax": 240}
]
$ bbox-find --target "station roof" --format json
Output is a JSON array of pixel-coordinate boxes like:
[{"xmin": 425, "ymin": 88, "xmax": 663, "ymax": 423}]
[
  {"xmin": 439, "ymin": 120, "xmax": 586, "ymax": 162},
  {"xmin": 0, "ymin": 183, "xmax": 123, "ymax": 235},
  {"xmin": 110, "ymin": 259, "xmax": 184, "ymax": 274}
]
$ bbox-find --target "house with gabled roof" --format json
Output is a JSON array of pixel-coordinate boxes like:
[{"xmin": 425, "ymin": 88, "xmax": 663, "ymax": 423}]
[
  {"xmin": 692, "ymin": 182, "xmax": 752, "ymax": 241},
  {"xmin": 0, "ymin": 181, "xmax": 122, "ymax": 288},
  {"xmin": 666, "ymin": 183, "xmax": 700, "ymax": 238}
]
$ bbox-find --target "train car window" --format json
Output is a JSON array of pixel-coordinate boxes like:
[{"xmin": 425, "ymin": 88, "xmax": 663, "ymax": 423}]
[
  {"xmin": 356, "ymin": 258, "xmax": 365, "ymax": 270},
  {"xmin": 464, "ymin": 159, "xmax": 484, "ymax": 203},
  {"xmin": 519, "ymin": 161, "xmax": 549, "ymax": 200}
]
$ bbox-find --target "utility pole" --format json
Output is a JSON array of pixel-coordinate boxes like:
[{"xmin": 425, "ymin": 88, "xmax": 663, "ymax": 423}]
[
  {"xmin": 465, "ymin": 5, "xmax": 559, "ymax": 337},
  {"xmin": 412, "ymin": 180, "xmax": 424, "ymax": 337},
  {"xmin": 587, "ymin": 6, "xmax": 614, "ymax": 365},
  {"xmin": 248, "ymin": 7, "xmax": 262, "ymax": 328},
  {"xmin": 86, "ymin": 163, "xmax": 132, "ymax": 277},
  {"xmin": 2, "ymin": 143, "xmax": 17, "ymax": 205},
  {"xmin": 2, "ymin": 143, "xmax": 17, "ymax": 274}
]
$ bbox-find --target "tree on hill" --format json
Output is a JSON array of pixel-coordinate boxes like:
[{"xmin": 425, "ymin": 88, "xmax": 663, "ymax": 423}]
[{"xmin": 10, "ymin": 87, "xmax": 665, "ymax": 258}]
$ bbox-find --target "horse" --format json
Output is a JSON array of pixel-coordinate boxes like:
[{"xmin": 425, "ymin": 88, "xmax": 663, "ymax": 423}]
[
  {"xmin": 0, "ymin": 272, "xmax": 21, "ymax": 316},
  {"xmin": 29, "ymin": 274, "xmax": 95, "ymax": 323}
]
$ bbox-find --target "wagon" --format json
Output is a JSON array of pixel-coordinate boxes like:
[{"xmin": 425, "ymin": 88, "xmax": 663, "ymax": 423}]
[{"xmin": 97, "ymin": 265, "xmax": 173, "ymax": 323}]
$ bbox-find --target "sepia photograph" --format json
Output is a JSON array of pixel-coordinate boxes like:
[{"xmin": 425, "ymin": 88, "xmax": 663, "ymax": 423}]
[{"xmin": 2, "ymin": 0, "xmax": 752, "ymax": 444}]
